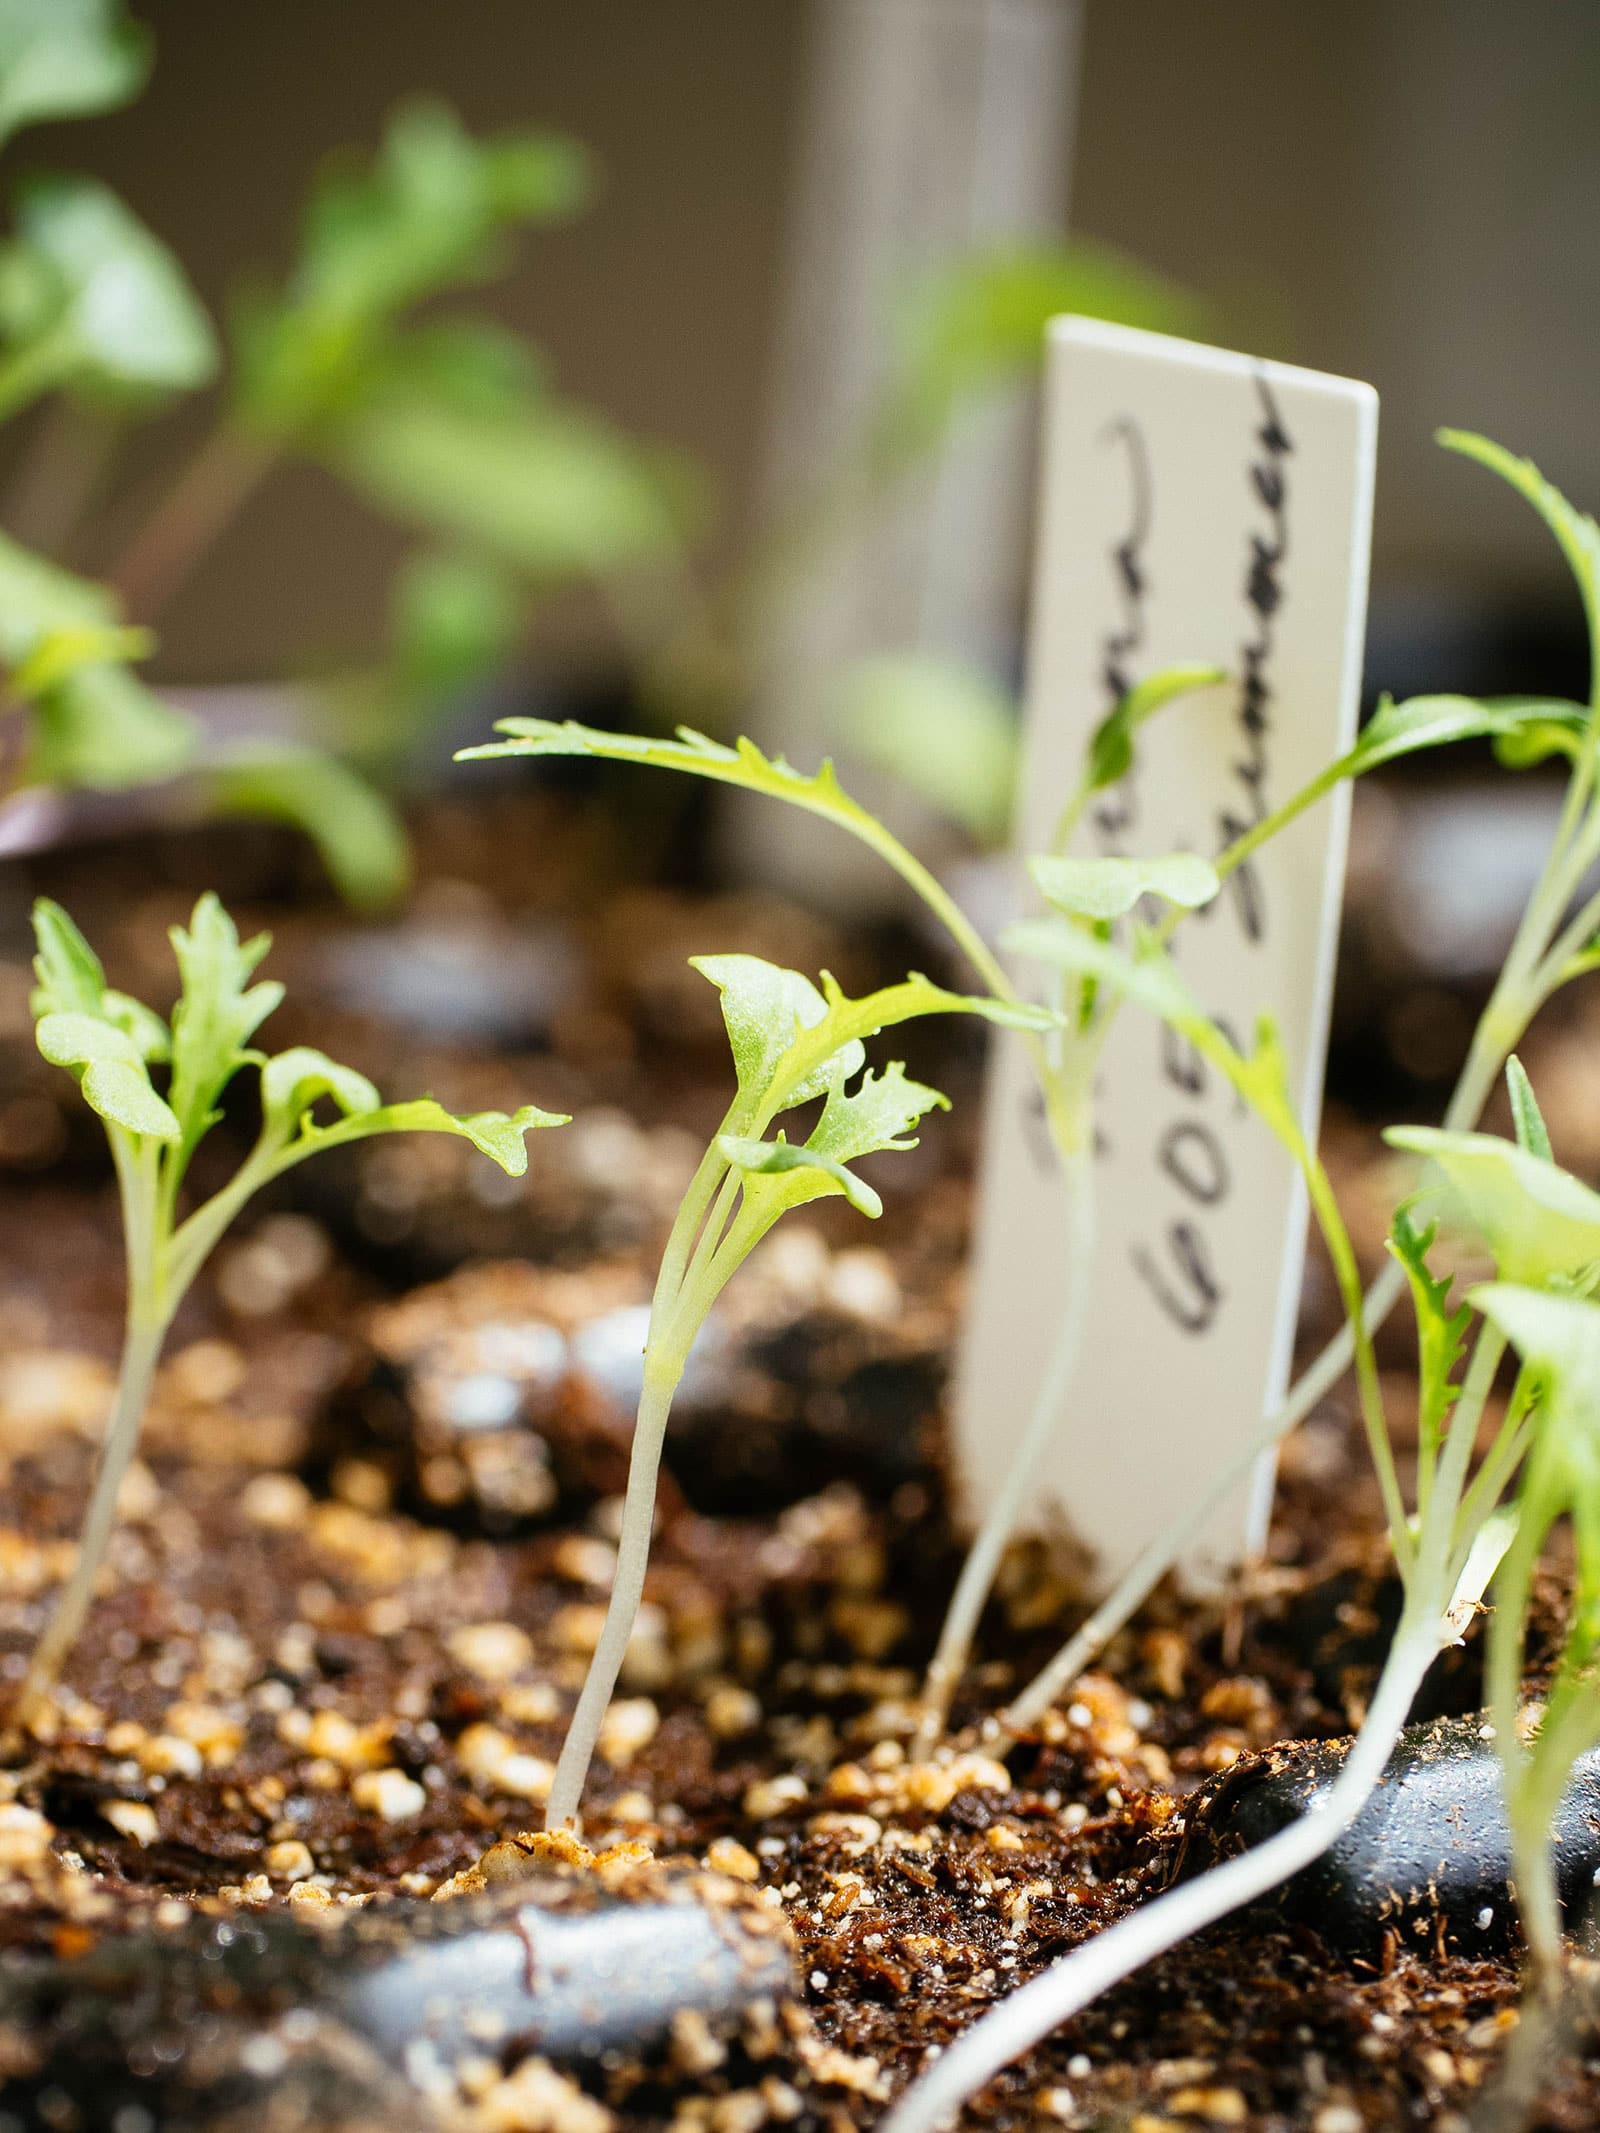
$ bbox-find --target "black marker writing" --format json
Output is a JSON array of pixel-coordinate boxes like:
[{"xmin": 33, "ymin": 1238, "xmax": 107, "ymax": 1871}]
[
  {"xmin": 1215, "ymin": 373, "xmax": 1293, "ymax": 944},
  {"xmin": 1091, "ymin": 416, "xmax": 1153, "ymax": 857},
  {"xmin": 1131, "ymin": 1222, "xmax": 1223, "ymax": 1335}
]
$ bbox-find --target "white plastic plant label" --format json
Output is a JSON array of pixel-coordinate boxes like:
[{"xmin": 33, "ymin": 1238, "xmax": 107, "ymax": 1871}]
[{"xmin": 953, "ymin": 316, "xmax": 1377, "ymax": 1592}]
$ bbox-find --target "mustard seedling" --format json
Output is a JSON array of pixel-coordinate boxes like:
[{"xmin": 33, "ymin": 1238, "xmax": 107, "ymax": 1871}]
[
  {"xmin": 541, "ymin": 954, "xmax": 1056, "ymax": 1829},
  {"xmin": 15, "ymin": 893, "xmax": 564, "ymax": 1725}
]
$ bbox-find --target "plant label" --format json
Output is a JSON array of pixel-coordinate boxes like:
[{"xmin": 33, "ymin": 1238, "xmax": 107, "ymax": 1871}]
[{"xmin": 954, "ymin": 316, "xmax": 1377, "ymax": 1591}]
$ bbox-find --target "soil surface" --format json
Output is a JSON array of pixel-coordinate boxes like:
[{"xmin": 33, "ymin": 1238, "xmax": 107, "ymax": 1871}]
[{"xmin": 1, "ymin": 782, "xmax": 1598, "ymax": 2132}]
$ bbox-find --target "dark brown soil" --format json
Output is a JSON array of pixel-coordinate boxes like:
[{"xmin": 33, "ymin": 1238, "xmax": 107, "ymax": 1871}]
[{"xmin": 1, "ymin": 789, "xmax": 1597, "ymax": 2132}]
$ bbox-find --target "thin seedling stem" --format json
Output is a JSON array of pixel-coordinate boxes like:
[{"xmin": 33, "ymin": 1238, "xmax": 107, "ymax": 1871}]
[
  {"xmin": 13, "ymin": 1315, "xmax": 164, "ymax": 1727},
  {"xmin": 919, "ymin": 1144, "xmax": 1094, "ymax": 1743},
  {"xmin": 545, "ymin": 1350, "xmax": 682, "ymax": 1833},
  {"xmin": 110, "ymin": 425, "xmax": 278, "ymax": 622}
]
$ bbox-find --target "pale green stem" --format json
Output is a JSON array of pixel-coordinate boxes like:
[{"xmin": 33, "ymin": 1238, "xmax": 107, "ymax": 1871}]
[
  {"xmin": 1451, "ymin": 1395, "xmax": 1534, "ymax": 1575},
  {"xmin": 544, "ymin": 1349, "xmax": 683, "ymax": 1832},
  {"xmin": 1305, "ymin": 1148, "xmax": 1405, "ymax": 1568},
  {"xmin": 164, "ymin": 1132, "xmax": 288, "ymax": 1297},
  {"xmin": 12, "ymin": 1130, "xmax": 179, "ymax": 1725},
  {"xmin": 1533, "ymin": 879, "xmax": 1600, "ymax": 994},
  {"xmin": 1416, "ymin": 1326, "xmax": 1506, "ymax": 1591},
  {"xmin": 110, "ymin": 424, "xmax": 279, "ymax": 622},
  {"xmin": 884, "ymin": 1616, "xmax": 1442, "ymax": 2133},
  {"xmin": 12, "ymin": 1315, "xmax": 166, "ymax": 1728},
  {"xmin": 647, "ymin": 1135, "xmax": 736, "ymax": 1318},
  {"xmin": 544, "ymin": 1140, "xmax": 759, "ymax": 1830},
  {"xmin": 873, "ymin": 835, "xmax": 1016, "ymax": 1010},
  {"xmin": 1509, "ymin": 1788, "xmax": 1565, "ymax": 1981},
  {"xmin": 1487, "ymin": 1514, "xmax": 1557, "ymax": 1972},
  {"xmin": 12, "ymin": 1126, "xmax": 169, "ymax": 1733},
  {"xmin": 919, "ymin": 1142, "xmax": 1095, "ymax": 1742},
  {"xmin": 16, "ymin": 1111, "xmax": 306, "ymax": 1725}
]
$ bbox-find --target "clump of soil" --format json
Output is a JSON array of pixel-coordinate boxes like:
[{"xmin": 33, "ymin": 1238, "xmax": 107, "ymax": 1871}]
[{"xmin": 0, "ymin": 792, "xmax": 1593, "ymax": 2132}]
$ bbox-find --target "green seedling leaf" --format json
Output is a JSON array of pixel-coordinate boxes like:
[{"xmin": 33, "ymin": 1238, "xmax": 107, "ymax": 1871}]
[
  {"xmin": 31, "ymin": 909, "xmax": 169, "ymax": 1061},
  {"xmin": 1387, "ymin": 1203, "xmax": 1471, "ymax": 1465},
  {"xmin": 1440, "ymin": 431, "xmax": 1600, "ymax": 655},
  {"xmin": 1352, "ymin": 692, "xmax": 1586, "ymax": 777},
  {"xmin": 10, "ymin": 623, "xmax": 155, "ymax": 701},
  {"xmin": 1386, "ymin": 1126, "xmax": 1600, "ymax": 1285},
  {"xmin": 722, "ymin": 1061, "xmax": 949, "ymax": 1226},
  {"xmin": 295, "ymin": 1097, "xmax": 567, "ymax": 1178},
  {"xmin": 1474, "ymin": 1285, "xmax": 1600, "ymax": 1439},
  {"xmin": 291, "ymin": 102, "xmax": 589, "ymax": 325},
  {"xmin": 1082, "ymin": 666, "xmax": 1228, "ymax": 799},
  {"xmin": 456, "ymin": 717, "xmax": 1062, "ymax": 1006},
  {"xmin": 369, "ymin": 316, "xmax": 544, "ymax": 417},
  {"xmin": 393, "ymin": 546, "xmax": 522, "ymax": 699},
  {"xmin": 261, "ymin": 1046, "xmax": 380, "ymax": 1128},
  {"xmin": 0, "ymin": 0, "xmax": 149, "ymax": 149},
  {"xmin": 0, "ymin": 178, "xmax": 217, "ymax": 403},
  {"xmin": 100, "ymin": 991, "xmax": 170, "ymax": 1063},
  {"xmin": 691, "ymin": 955, "xmax": 866, "ymax": 1110},
  {"xmin": 720, "ymin": 1132, "xmax": 883, "ymax": 1219},
  {"xmin": 36, "ymin": 1010, "xmax": 178, "ymax": 1141},
  {"xmin": 1491, "ymin": 709, "xmax": 1587, "ymax": 770},
  {"xmin": 1030, "ymin": 850, "xmax": 1219, "ymax": 922},
  {"xmin": 166, "ymin": 895, "xmax": 282, "ymax": 1147},
  {"xmin": 810, "ymin": 1057, "xmax": 948, "ymax": 1168},
  {"xmin": 329, "ymin": 392, "xmax": 689, "ymax": 577},
  {"xmin": 461, "ymin": 718, "xmax": 890, "ymax": 844},
  {"xmin": 838, "ymin": 654, "xmax": 1017, "ymax": 845},
  {"xmin": 200, "ymin": 745, "xmax": 410, "ymax": 912},
  {"xmin": 1222, "ymin": 692, "xmax": 1590, "ymax": 875},
  {"xmin": 1005, "ymin": 913, "xmax": 1200, "ymax": 1037},
  {"xmin": 234, "ymin": 101, "xmax": 589, "ymax": 438},
  {"xmin": 25, "ymin": 659, "xmax": 198, "ymax": 791},
  {"xmin": 0, "ymin": 528, "xmax": 199, "ymax": 792},
  {"xmin": 0, "ymin": 523, "xmax": 116, "ymax": 658},
  {"xmin": 1506, "ymin": 1055, "xmax": 1553, "ymax": 1163},
  {"xmin": 79, "ymin": 1059, "xmax": 180, "ymax": 1140},
  {"xmin": 765, "ymin": 968, "xmax": 1056, "ymax": 1134},
  {"xmin": 37, "ymin": 1008, "xmax": 146, "ymax": 1072},
  {"xmin": 883, "ymin": 241, "xmax": 1202, "ymax": 449},
  {"xmin": 31, "ymin": 897, "xmax": 108, "ymax": 1018}
]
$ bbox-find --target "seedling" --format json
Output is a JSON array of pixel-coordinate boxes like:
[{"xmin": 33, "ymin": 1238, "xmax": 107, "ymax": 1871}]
[
  {"xmin": 14, "ymin": 893, "xmax": 564, "ymax": 1726},
  {"xmin": 541, "ymin": 954, "xmax": 1055, "ymax": 1829},
  {"xmin": 0, "ymin": 5, "xmax": 682, "ymax": 893}
]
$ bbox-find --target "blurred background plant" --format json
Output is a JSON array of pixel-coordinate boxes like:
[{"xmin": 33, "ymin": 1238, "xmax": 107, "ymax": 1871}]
[{"xmin": 0, "ymin": 0, "xmax": 1195, "ymax": 911}]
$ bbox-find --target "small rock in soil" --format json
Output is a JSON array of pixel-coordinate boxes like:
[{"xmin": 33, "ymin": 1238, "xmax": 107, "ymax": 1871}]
[{"xmin": 1169, "ymin": 1710, "xmax": 1600, "ymax": 1956}]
